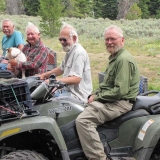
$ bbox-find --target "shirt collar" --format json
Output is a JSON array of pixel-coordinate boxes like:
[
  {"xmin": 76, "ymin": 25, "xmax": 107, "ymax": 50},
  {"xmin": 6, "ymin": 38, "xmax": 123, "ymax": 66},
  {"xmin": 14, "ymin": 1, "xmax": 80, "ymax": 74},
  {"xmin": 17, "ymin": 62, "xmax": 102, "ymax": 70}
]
[
  {"xmin": 109, "ymin": 48, "xmax": 124, "ymax": 61},
  {"xmin": 26, "ymin": 39, "xmax": 41, "ymax": 48}
]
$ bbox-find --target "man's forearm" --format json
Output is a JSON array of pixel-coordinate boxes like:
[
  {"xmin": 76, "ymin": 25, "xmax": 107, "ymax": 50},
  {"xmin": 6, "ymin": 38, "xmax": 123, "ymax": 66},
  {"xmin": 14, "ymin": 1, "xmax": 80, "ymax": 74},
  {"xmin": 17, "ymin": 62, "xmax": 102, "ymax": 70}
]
[{"xmin": 44, "ymin": 67, "xmax": 63, "ymax": 78}]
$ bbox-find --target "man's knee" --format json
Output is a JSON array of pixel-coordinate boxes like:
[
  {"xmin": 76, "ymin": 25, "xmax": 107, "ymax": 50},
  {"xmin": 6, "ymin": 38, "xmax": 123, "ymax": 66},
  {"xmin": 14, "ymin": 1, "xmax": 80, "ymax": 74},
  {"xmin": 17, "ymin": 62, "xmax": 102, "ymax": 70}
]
[
  {"xmin": 76, "ymin": 113, "xmax": 82, "ymax": 127},
  {"xmin": 76, "ymin": 111, "xmax": 88, "ymax": 128}
]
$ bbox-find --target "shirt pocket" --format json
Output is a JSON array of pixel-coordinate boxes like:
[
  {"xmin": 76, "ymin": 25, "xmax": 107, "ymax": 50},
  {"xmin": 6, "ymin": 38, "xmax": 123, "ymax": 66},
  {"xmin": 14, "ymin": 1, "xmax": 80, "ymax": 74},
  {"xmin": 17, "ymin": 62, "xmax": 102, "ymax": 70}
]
[
  {"xmin": 106, "ymin": 70, "xmax": 115, "ymax": 86},
  {"xmin": 63, "ymin": 63, "xmax": 71, "ymax": 77}
]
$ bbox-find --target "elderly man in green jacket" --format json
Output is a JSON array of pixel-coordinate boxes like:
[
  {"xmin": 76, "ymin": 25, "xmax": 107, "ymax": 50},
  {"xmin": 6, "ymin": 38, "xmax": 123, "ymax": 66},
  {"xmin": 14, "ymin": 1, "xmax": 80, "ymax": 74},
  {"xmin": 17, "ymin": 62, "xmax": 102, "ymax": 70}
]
[{"xmin": 76, "ymin": 25, "xmax": 140, "ymax": 160}]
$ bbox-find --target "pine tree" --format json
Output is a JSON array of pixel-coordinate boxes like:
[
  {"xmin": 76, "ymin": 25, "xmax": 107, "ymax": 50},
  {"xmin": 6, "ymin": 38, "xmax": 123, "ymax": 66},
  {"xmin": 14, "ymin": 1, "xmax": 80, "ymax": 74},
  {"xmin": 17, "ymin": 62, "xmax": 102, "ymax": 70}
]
[
  {"xmin": 93, "ymin": 0, "xmax": 105, "ymax": 18},
  {"xmin": 93, "ymin": 0, "xmax": 118, "ymax": 19},
  {"xmin": 76, "ymin": 0, "xmax": 94, "ymax": 17},
  {"xmin": 62, "ymin": 0, "xmax": 79, "ymax": 17},
  {"xmin": 22, "ymin": 0, "xmax": 40, "ymax": 16},
  {"xmin": 103, "ymin": 0, "xmax": 118, "ymax": 20},
  {"xmin": 38, "ymin": 0, "xmax": 64, "ymax": 37},
  {"xmin": 148, "ymin": 0, "xmax": 160, "ymax": 18},
  {"xmin": 138, "ymin": 0, "xmax": 150, "ymax": 19}
]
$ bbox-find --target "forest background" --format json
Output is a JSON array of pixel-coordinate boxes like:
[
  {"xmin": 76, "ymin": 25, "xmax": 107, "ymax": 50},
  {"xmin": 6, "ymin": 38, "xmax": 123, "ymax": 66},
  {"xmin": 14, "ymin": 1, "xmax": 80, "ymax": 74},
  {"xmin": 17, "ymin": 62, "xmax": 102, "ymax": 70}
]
[{"xmin": 0, "ymin": 0, "xmax": 160, "ymax": 90}]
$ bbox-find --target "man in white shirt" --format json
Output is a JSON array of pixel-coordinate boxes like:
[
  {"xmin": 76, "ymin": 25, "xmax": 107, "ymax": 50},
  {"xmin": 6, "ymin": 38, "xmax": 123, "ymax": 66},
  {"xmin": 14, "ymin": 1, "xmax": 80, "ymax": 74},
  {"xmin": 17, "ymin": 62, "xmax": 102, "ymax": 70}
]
[{"xmin": 39, "ymin": 23, "xmax": 92, "ymax": 103}]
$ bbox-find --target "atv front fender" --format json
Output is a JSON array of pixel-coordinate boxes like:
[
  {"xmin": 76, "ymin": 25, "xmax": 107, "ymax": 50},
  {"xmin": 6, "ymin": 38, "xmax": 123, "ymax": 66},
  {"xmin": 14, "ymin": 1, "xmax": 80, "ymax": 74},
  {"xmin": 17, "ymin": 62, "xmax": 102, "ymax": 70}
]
[
  {"xmin": 0, "ymin": 116, "xmax": 70, "ymax": 159},
  {"xmin": 134, "ymin": 115, "xmax": 160, "ymax": 150}
]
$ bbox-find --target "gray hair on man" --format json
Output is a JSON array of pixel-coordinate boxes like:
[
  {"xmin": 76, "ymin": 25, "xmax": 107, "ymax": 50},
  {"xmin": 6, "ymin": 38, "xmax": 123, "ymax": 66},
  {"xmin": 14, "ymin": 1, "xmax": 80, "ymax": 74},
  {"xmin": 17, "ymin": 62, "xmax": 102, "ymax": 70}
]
[
  {"xmin": 25, "ymin": 22, "xmax": 40, "ymax": 34},
  {"xmin": 104, "ymin": 25, "xmax": 124, "ymax": 38},
  {"xmin": 1, "ymin": 19, "xmax": 14, "ymax": 28},
  {"xmin": 61, "ymin": 22, "xmax": 79, "ymax": 43}
]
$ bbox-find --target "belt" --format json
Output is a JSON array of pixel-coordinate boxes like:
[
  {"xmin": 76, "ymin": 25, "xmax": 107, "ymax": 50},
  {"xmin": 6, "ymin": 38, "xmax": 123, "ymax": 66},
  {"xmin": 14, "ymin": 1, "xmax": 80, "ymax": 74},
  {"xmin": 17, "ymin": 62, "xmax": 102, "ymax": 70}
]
[{"xmin": 129, "ymin": 100, "xmax": 135, "ymax": 104}]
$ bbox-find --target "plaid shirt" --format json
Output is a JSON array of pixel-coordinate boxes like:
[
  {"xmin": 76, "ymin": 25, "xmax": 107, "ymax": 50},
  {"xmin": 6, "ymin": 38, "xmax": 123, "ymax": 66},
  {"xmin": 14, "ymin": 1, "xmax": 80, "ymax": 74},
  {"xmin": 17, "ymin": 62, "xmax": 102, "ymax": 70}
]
[{"xmin": 17, "ymin": 39, "xmax": 48, "ymax": 77}]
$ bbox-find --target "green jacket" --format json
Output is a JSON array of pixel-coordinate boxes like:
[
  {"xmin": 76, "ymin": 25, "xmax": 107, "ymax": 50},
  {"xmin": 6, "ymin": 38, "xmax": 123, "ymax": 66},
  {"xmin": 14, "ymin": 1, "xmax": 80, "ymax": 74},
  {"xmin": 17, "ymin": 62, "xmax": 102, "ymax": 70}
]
[{"xmin": 93, "ymin": 48, "xmax": 140, "ymax": 103}]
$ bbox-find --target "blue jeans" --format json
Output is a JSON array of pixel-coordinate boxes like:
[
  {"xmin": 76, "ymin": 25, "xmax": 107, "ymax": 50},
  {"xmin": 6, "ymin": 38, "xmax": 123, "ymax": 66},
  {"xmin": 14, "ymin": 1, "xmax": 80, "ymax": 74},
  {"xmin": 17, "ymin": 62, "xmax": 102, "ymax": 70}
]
[
  {"xmin": 54, "ymin": 89, "xmax": 72, "ymax": 97},
  {"xmin": 54, "ymin": 89, "xmax": 84, "ymax": 105},
  {"xmin": 0, "ymin": 63, "xmax": 7, "ymax": 70}
]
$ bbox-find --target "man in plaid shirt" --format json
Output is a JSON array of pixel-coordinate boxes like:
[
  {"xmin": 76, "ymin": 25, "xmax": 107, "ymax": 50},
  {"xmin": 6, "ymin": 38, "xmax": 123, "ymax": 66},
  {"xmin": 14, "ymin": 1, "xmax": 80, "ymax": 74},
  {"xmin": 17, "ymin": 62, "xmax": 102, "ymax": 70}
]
[{"xmin": 8, "ymin": 22, "xmax": 48, "ymax": 77}]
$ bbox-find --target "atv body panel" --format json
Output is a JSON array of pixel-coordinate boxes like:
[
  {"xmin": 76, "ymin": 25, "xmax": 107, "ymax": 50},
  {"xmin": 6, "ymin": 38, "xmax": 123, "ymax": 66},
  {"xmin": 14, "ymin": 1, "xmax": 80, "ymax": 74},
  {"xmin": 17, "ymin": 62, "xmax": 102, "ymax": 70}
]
[
  {"xmin": 0, "ymin": 76, "xmax": 160, "ymax": 160},
  {"xmin": 0, "ymin": 116, "xmax": 70, "ymax": 159}
]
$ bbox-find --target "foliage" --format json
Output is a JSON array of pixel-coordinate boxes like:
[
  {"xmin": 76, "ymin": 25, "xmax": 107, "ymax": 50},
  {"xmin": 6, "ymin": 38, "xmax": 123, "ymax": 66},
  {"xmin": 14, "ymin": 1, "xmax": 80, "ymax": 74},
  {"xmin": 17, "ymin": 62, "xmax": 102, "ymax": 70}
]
[
  {"xmin": 22, "ymin": 0, "xmax": 40, "ymax": 16},
  {"xmin": 92, "ymin": 0, "xmax": 105, "ymax": 18},
  {"xmin": 138, "ymin": 0, "xmax": 150, "ymax": 19},
  {"xmin": 76, "ymin": 0, "xmax": 94, "ymax": 18},
  {"xmin": 2, "ymin": 0, "xmax": 160, "ymax": 20},
  {"xmin": 126, "ymin": 3, "xmax": 142, "ymax": 20},
  {"xmin": 0, "ymin": 15, "xmax": 160, "ymax": 89},
  {"xmin": 38, "ymin": 0, "xmax": 64, "ymax": 37},
  {"xmin": 148, "ymin": 0, "xmax": 160, "ymax": 18},
  {"xmin": 155, "ymin": 9, "xmax": 160, "ymax": 19},
  {"xmin": 103, "ymin": 0, "xmax": 118, "ymax": 20},
  {"xmin": 62, "ymin": 0, "xmax": 79, "ymax": 17},
  {"xmin": 0, "ymin": 0, "xmax": 6, "ymax": 14},
  {"xmin": 92, "ymin": 0, "xmax": 118, "ymax": 19},
  {"xmin": 62, "ymin": 0, "xmax": 94, "ymax": 18},
  {"xmin": 92, "ymin": 0, "xmax": 119, "ymax": 19}
]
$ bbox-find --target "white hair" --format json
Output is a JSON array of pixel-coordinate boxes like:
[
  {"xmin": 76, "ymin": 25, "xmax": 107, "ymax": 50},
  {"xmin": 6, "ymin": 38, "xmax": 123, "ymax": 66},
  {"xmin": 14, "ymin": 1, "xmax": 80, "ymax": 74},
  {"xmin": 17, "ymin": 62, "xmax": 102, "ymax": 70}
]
[
  {"xmin": 61, "ymin": 22, "xmax": 79, "ymax": 43},
  {"xmin": 1, "ymin": 19, "xmax": 14, "ymax": 28},
  {"xmin": 25, "ymin": 22, "xmax": 40, "ymax": 34},
  {"xmin": 104, "ymin": 25, "xmax": 123, "ymax": 37}
]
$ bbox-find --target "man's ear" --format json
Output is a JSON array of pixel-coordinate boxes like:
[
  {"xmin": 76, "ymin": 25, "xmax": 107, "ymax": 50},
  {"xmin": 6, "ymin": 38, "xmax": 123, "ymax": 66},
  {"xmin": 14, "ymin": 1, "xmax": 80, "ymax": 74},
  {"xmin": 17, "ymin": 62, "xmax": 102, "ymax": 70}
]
[
  {"xmin": 73, "ymin": 35, "xmax": 77, "ymax": 42},
  {"xmin": 37, "ymin": 33, "xmax": 41, "ymax": 38}
]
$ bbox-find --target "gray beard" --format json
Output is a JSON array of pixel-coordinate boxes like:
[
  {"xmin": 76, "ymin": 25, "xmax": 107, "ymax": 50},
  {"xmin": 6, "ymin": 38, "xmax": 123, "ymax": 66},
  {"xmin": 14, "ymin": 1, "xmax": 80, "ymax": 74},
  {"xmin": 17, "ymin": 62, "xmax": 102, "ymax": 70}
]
[{"xmin": 63, "ymin": 44, "xmax": 74, "ymax": 52}]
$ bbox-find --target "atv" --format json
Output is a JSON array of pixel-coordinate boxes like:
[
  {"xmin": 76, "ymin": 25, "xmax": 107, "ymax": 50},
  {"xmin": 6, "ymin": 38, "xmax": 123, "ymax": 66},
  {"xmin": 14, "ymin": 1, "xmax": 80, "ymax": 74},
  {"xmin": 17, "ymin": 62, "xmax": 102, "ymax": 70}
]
[{"xmin": 0, "ymin": 71, "xmax": 160, "ymax": 160}]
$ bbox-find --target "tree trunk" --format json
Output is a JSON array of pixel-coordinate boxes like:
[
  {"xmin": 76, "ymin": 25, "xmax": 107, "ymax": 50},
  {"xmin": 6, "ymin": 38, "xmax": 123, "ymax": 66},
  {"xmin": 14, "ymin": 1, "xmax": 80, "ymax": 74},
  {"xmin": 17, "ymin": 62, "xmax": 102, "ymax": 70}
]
[
  {"xmin": 5, "ymin": 0, "xmax": 25, "ymax": 15},
  {"xmin": 117, "ymin": 0, "xmax": 139, "ymax": 19}
]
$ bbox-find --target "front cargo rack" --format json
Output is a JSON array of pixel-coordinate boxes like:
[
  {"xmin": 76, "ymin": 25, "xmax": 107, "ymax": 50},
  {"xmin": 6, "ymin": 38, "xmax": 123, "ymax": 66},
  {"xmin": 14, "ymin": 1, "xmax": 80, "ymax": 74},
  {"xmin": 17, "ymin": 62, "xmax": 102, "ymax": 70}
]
[{"xmin": 0, "ymin": 78, "xmax": 38, "ymax": 123}]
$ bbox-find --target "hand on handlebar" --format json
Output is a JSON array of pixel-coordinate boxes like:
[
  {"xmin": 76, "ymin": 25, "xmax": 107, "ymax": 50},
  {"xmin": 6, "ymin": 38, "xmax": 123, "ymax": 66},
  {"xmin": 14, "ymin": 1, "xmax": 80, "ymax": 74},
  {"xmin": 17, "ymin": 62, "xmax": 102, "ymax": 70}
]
[
  {"xmin": 35, "ymin": 73, "xmax": 46, "ymax": 80},
  {"xmin": 45, "ymin": 79, "xmax": 49, "ymax": 84}
]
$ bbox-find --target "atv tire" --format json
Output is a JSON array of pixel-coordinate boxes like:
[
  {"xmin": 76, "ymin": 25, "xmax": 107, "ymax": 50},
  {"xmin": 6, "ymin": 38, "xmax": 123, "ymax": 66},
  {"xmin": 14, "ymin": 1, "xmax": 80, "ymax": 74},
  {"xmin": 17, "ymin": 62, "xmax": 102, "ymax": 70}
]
[{"xmin": 1, "ymin": 150, "xmax": 48, "ymax": 160}]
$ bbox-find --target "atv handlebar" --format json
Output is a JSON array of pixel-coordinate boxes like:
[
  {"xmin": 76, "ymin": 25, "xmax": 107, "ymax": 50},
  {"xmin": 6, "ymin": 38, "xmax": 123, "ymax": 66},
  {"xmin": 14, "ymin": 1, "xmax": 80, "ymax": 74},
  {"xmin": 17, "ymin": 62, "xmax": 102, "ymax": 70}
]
[
  {"xmin": 139, "ymin": 90, "xmax": 160, "ymax": 96},
  {"xmin": 27, "ymin": 75, "xmax": 67, "ymax": 102}
]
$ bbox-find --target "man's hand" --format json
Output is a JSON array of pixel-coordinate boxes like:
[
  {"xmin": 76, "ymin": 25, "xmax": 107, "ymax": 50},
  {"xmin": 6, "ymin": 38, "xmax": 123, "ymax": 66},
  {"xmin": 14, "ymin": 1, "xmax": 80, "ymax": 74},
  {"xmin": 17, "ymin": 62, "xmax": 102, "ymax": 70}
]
[
  {"xmin": 38, "ymin": 73, "xmax": 46, "ymax": 80},
  {"xmin": 7, "ymin": 63, "xmax": 15, "ymax": 72},
  {"xmin": 10, "ymin": 59, "xmax": 17, "ymax": 66},
  {"xmin": 88, "ymin": 95, "xmax": 95, "ymax": 103}
]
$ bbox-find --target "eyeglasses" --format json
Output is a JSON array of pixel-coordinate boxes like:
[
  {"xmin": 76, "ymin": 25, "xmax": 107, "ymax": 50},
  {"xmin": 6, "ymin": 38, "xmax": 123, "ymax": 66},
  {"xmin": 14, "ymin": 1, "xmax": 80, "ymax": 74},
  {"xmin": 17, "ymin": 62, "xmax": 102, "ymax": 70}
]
[
  {"xmin": 58, "ymin": 38, "xmax": 67, "ymax": 42},
  {"xmin": 105, "ymin": 37, "xmax": 122, "ymax": 42}
]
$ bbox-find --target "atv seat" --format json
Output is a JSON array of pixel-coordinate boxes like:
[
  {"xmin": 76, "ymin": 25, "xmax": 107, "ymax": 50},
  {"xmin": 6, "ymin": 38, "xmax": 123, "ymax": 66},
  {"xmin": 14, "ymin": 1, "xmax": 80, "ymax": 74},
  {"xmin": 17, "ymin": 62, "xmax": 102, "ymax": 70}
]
[
  {"xmin": 133, "ymin": 92, "xmax": 160, "ymax": 114},
  {"xmin": 103, "ymin": 109, "xmax": 149, "ymax": 129},
  {"xmin": 47, "ymin": 47, "xmax": 57, "ymax": 71}
]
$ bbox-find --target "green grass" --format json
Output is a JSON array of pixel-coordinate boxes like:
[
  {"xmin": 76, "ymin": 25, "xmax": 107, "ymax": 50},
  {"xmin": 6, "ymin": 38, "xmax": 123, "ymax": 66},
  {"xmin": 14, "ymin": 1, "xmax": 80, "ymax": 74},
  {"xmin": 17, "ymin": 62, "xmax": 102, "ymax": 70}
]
[{"xmin": 1, "ymin": 15, "xmax": 160, "ymax": 90}]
